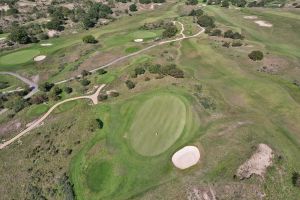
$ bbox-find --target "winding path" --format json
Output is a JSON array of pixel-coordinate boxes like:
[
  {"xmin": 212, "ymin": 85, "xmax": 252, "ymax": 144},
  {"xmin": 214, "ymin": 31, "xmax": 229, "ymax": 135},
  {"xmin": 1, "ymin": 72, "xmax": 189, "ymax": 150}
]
[
  {"xmin": 0, "ymin": 71, "xmax": 38, "ymax": 99},
  {"xmin": 55, "ymin": 22, "xmax": 204, "ymax": 84},
  {"xmin": 0, "ymin": 84, "xmax": 105, "ymax": 149}
]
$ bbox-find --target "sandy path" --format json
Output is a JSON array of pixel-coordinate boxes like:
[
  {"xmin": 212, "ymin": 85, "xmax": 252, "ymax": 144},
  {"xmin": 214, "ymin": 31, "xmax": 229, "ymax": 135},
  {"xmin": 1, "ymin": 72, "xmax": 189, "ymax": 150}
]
[
  {"xmin": 0, "ymin": 72, "xmax": 38, "ymax": 99},
  {"xmin": 0, "ymin": 84, "xmax": 105, "ymax": 149},
  {"xmin": 55, "ymin": 21, "xmax": 204, "ymax": 84}
]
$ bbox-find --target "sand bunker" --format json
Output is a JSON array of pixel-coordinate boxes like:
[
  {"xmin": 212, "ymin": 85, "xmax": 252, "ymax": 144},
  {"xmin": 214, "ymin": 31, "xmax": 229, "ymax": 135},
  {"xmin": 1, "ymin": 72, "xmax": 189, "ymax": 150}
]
[
  {"xmin": 237, "ymin": 144, "xmax": 273, "ymax": 179},
  {"xmin": 244, "ymin": 15, "xmax": 258, "ymax": 19},
  {"xmin": 40, "ymin": 43, "xmax": 53, "ymax": 46},
  {"xmin": 172, "ymin": 146, "xmax": 200, "ymax": 169},
  {"xmin": 134, "ymin": 39, "xmax": 143, "ymax": 43},
  {"xmin": 255, "ymin": 20, "xmax": 273, "ymax": 27},
  {"xmin": 34, "ymin": 55, "xmax": 46, "ymax": 62}
]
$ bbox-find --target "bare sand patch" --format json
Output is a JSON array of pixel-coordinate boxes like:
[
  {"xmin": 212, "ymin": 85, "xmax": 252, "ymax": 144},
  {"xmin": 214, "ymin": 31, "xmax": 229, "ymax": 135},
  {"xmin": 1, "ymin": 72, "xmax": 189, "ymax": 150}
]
[
  {"xmin": 237, "ymin": 144, "xmax": 273, "ymax": 179},
  {"xmin": 48, "ymin": 30, "xmax": 58, "ymax": 37},
  {"xmin": 134, "ymin": 39, "xmax": 144, "ymax": 43},
  {"xmin": 40, "ymin": 43, "xmax": 53, "ymax": 46},
  {"xmin": 34, "ymin": 55, "xmax": 46, "ymax": 62},
  {"xmin": 255, "ymin": 20, "xmax": 273, "ymax": 27},
  {"xmin": 172, "ymin": 146, "xmax": 200, "ymax": 169},
  {"xmin": 244, "ymin": 15, "xmax": 258, "ymax": 19}
]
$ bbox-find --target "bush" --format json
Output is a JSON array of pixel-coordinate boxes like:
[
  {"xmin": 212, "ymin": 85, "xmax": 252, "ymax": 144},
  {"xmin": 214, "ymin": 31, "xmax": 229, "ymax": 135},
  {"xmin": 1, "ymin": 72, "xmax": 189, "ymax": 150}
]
[
  {"xmin": 248, "ymin": 50, "xmax": 264, "ymax": 61},
  {"xmin": 186, "ymin": 0, "xmax": 198, "ymax": 5},
  {"xmin": 98, "ymin": 93, "xmax": 108, "ymax": 101},
  {"xmin": 81, "ymin": 70, "xmax": 91, "ymax": 77},
  {"xmin": 197, "ymin": 15, "xmax": 215, "ymax": 28},
  {"xmin": 221, "ymin": 0, "xmax": 230, "ymax": 7},
  {"xmin": 64, "ymin": 87, "xmax": 73, "ymax": 94},
  {"xmin": 129, "ymin": 4, "xmax": 138, "ymax": 12},
  {"xmin": 162, "ymin": 23, "xmax": 178, "ymax": 38},
  {"xmin": 292, "ymin": 172, "xmax": 300, "ymax": 187},
  {"xmin": 139, "ymin": 0, "xmax": 152, "ymax": 4},
  {"xmin": 30, "ymin": 93, "xmax": 48, "ymax": 104},
  {"xmin": 134, "ymin": 67, "xmax": 146, "ymax": 75},
  {"xmin": 81, "ymin": 79, "xmax": 91, "ymax": 86},
  {"xmin": 232, "ymin": 40, "xmax": 243, "ymax": 47},
  {"xmin": 97, "ymin": 69, "xmax": 107, "ymax": 75},
  {"xmin": 189, "ymin": 9, "xmax": 204, "ymax": 16},
  {"xmin": 224, "ymin": 30, "xmax": 244, "ymax": 39},
  {"xmin": 209, "ymin": 29, "xmax": 222, "ymax": 36},
  {"xmin": 46, "ymin": 18, "xmax": 64, "ymax": 31},
  {"xmin": 222, "ymin": 42, "xmax": 230, "ymax": 48},
  {"xmin": 125, "ymin": 80, "xmax": 135, "ymax": 89},
  {"xmin": 148, "ymin": 64, "xmax": 161, "ymax": 74},
  {"xmin": 109, "ymin": 91, "xmax": 119, "ymax": 97},
  {"xmin": 38, "ymin": 33, "xmax": 49, "ymax": 40},
  {"xmin": 161, "ymin": 64, "xmax": 184, "ymax": 78},
  {"xmin": 82, "ymin": 35, "xmax": 97, "ymax": 44},
  {"xmin": 40, "ymin": 82, "xmax": 54, "ymax": 92},
  {"xmin": 8, "ymin": 27, "xmax": 31, "ymax": 44}
]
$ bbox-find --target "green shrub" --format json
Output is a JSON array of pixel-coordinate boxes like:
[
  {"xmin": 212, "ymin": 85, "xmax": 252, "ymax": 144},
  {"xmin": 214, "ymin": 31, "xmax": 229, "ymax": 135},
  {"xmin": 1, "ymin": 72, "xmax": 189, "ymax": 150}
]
[
  {"xmin": 125, "ymin": 80, "xmax": 135, "ymax": 89},
  {"xmin": 129, "ymin": 4, "xmax": 138, "ymax": 12},
  {"xmin": 97, "ymin": 69, "xmax": 107, "ymax": 75},
  {"xmin": 148, "ymin": 64, "xmax": 161, "ymax": 74},
  {"xmin": 162, "ymin": 23, "xmax": 178, "ymax": 38},
  {"xmin": 64, "ymin": 87, "xmax": 73, "ymax": 94},
  {"xmin": 248, "ymin": 50, "xmax": 264, "ymax": 61},
  {"xmin": 209, "ymin": 29, "xmax": 222, "ymax": 36},
  {"xmin": 186, "ymin": 0, "xmax": 198, "ymax": 5},
  {"xmin": 189, "ymin": 9, "xmax": 204, "ymax": 16},
  {"xmin": 81, "ymin": 79, "xmax": 91, "ymax": 86},
  {"xmin": 82, "ymin": 35, "xmax": 97, "ymax": 44},
  {"xmin": 134, "ymin": 67, "xmax": 146, "ymax": 75},
  {"xmin": 197, "ymin": 15, "xmax": 215, "ymax": 28}
]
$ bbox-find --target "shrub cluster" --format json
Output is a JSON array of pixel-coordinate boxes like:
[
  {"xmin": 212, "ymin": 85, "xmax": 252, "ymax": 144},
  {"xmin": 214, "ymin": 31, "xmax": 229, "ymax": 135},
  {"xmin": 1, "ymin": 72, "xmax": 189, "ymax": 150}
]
[{"xmin": 248, "ymin": 50, "xmax": 264, "ymax": 61}]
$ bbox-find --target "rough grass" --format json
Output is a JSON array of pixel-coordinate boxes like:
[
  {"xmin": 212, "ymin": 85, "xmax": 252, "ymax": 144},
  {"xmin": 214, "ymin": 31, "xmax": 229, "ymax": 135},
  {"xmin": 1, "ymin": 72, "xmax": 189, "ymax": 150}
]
[{"xmin": 129, "ymin": 94, "xmax": 186, "ymax": 156}]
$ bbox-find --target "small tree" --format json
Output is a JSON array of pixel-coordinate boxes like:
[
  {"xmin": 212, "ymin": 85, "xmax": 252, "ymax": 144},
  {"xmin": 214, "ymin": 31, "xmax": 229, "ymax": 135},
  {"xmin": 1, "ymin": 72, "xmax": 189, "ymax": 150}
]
[
  {"xmin": 197, "ymin": 15, "xmax": 215, "ymax": 28},
  {"xmin": 189, "ymin": 9, "xmax": 204, "ymax": 17},
  {"xmin": 98, "ymin": 93, "xmax": 108, "ymax": 101},
  {"xmin": 248, "ymin": 50, "xmax": 264, "ymax": 61},
  {"xmin": 8, "ymin": 27, "xmax": 31, "ymax": 44},
  {"xmin": 40, "ymin": 82, "xmax": 54, "ymax": 92},
  {"xmin": 81, "ymin": 70, "xmax": 91, "ymax": 77},
  {"xmin": 129, "ymin": 4, "xmax": 138, "ymax": 12},
  {"xmin": 125, "ymin": 80, "xmax": 135, "ymax": 89},
  {"xmin": 162, "ymin": 24, "xmax": 178, "ymax": 38},
  {"xmin": 82, "ymin": 35, "xmax": 97, "ymax": 43},
  {"xmin": 209, "ymin": 29, "xmax": 222, "ymax": 36}
]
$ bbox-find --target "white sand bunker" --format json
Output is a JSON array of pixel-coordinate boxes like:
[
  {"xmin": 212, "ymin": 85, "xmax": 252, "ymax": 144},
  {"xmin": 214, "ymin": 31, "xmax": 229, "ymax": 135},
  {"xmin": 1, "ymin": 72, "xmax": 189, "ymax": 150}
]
[
  {"xmin": 237, "ymin": 144, "xmax": 273, "ymax": 179},
  {"xmin": 244, "ymin": 15, "xmax": 258, "ymax": 19},
  {"xmin": 134, "ymin": 39, "xmax": 143, "ymax": 43},
  {"xmin": 34, "ymin": 55, "xmax": 46, "ymax": 62},
  {"xmin": 172, "ymin": 146, "xmax": 200, "ymax": 169},
  {"xmin": 255, "ymin": 20, "xmax": 273, "ymax": 27},
  {"xmin": 40, "ymin": 43, "xmax": 53, "ymax": 46}
]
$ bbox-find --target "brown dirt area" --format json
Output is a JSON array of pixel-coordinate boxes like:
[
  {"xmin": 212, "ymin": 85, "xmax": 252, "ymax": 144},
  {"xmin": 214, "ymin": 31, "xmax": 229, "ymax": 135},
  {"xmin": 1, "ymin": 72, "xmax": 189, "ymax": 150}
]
[{"xmin": 236, "ymin": 143, "xmax": 274, "ymax": 179}]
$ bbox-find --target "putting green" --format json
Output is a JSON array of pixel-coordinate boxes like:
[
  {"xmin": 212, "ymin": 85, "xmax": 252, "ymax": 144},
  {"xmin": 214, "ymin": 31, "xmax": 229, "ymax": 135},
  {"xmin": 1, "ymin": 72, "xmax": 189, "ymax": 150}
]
[
  {"xmin": 131, "ymin": 30, "xmax": 157, "ymax": 39},
  {"xmin": 129, "ymin": 95, "xmax": 187, "ymax": 156},
  {"xmin": 0, "ymin": 49, "xmax": 40, "ymax": 65}
]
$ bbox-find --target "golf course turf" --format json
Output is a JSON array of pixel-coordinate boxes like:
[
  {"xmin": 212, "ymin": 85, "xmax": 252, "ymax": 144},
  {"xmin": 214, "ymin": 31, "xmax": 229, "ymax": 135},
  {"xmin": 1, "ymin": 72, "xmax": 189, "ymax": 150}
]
[
  {"xmin": 70, "ymin": 89, "xmax": 200, "ymax": 200},
  {"xmin": 129, "ymin": 95, "xmax": 186, "ymax": 156},
  {"xmin": 0, "ymin": 49, "xmax": 40, "ymax": 66}
]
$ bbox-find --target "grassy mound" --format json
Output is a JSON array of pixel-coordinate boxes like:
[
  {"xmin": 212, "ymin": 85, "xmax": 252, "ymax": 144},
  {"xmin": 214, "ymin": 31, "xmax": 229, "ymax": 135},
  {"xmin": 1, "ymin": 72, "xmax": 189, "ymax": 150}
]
[
  {"xmin": 86, "ymin": 161, "xmax": 113, "ymax": 192},
  {"xmin": 0, "ymin": 49, "xmax": 40, "ymax": 66},
  {"xmin": 129, "ymin": 95, "xmax": 186, "ymax": 156}
]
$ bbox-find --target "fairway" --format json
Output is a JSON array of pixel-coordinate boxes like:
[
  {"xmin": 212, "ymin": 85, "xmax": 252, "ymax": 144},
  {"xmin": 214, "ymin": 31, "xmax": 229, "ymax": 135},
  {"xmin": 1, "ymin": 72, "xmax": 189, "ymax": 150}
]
[
  {"xmin": 129, "ymin": 95, "xmax": 187, "ymax": 156},
  {"xmin": 0, "ymin": 49, "xmax": 40, "ymax": 66}
]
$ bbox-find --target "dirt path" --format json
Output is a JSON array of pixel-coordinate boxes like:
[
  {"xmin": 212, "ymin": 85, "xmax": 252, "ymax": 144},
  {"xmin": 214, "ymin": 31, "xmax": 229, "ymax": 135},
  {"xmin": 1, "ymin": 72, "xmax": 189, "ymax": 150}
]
[
  {"xmin": 0, "ymin": 84, "xmax": 105, "ymax": 149},
  {"xmin": 0, "ymin": 72, "xmax": 38, "ymax": 99},
  {"xmin": 55, "ymin": 21, "xmax": 204, "ymax": 85}
]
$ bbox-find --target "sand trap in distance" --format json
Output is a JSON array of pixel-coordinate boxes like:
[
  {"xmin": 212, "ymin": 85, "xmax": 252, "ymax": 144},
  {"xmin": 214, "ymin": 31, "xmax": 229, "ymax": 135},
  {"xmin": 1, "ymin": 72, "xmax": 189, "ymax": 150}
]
[
  {"xmin": 172, "ymin": 146, "xmax": 200, "ymax": 169},
  {"xmin": 134, "ymin": 39, "xmax": 143, "ymax": 42},
  {"xmin": 255, "ymin": 20, "xmax": 273, "ymax": 27},
  {"xmin": 244, "ymin": 15, "xmax": 258, "ymax": 19},
  {"xmin": 40, "ymin": 43, "xmax": 53, "ymax": 46},
  {"xmin": 34, "ymin": 55, "xmax": 46, "ymax": 61}
]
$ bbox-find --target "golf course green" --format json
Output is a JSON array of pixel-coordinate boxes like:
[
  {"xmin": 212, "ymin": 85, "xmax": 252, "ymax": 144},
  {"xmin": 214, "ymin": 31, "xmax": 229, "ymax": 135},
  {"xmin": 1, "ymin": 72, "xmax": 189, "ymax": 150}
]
[
  {"xmin": 129, "ymin": 95, "xmax": 186, "ymax": 156},
  {"xmin": 0, "ymin": 49, "xmax": 40, "ymax": 66}
]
